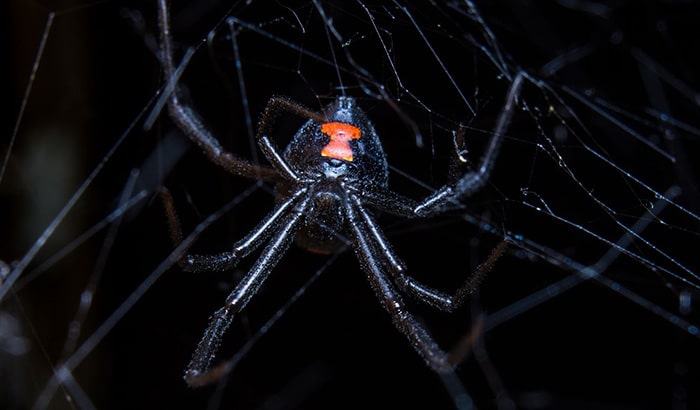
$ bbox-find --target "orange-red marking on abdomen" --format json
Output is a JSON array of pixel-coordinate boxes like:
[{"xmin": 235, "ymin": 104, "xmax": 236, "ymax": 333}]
[{"xmin": 320, "ymin": 122, "xmax": 361, "ymax": 161}]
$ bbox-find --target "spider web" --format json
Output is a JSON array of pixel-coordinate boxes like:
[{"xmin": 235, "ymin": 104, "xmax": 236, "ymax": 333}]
[{"xmin": 1, "ymin": 0, "xmax": 699, "ymax": 409}]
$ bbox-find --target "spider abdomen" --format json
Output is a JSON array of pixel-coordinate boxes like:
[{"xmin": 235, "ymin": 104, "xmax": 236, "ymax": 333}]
[{"xmin": 283, "ymin": 96, "xmax": 389, "ymax": 186}]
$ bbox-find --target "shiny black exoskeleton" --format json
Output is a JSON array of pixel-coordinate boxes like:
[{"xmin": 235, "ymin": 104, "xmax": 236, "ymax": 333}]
[{"xmin": 159, "ymin": 0, "xmax": 518, "ymax": 387}]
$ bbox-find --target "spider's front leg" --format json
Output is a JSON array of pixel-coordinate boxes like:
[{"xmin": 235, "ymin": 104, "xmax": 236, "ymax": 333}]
[
  {"xmin": 183, "ymin": 192, "xmax": 313, "ymax": 387},
  {"xmin": 343, "ymin": 195, "xmax": 483, "ymax": 371},
  {"xmin": 160, "ymin": 187, "xmax": 310, "ymax": 273},
  {"xmin": 358, "ymin": 198, "xmax": 506, "ymax": 311},
  {"xmin": 346, "ymin": 191, "xmax": 505, "ymax": 311}
]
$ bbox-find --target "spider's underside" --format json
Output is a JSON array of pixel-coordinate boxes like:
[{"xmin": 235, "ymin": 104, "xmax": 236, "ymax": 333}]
[{"xmin": 157, "ymin": 0, "xmax": 520, "ymax": 387}]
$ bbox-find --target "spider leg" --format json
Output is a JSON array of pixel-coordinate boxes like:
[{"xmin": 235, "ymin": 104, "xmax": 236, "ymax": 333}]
[
  {"xmin": 157, "ymin": 0, "xmax": 277, "ymax": 181},
  {"xmin": 343, "ymin": 195, "xmax": 480, "ymax": 372},
  {"xmin": 415, "ymin": 72, "xmax": 525, "ymax": 217},
  {"xmin": 395, "ymin": 242, "xmax": 505, "ymax": 312},
  {"xmin": 184, "ymin": 193, "xmax": 312, "ymax": 386},
  {"xmin": 257, "ymin": 96, "xmax": 327, "ymax": 136},
  {"xmin": 160, "ymin": 187, "xmax": 309, "ymax": 273},
  {"xmin": 349, "ymin": 183, "xmax": 418, "ymax": 217},
  {"xmin": 353, "ymin": 73, "xmax": 524, "ymax": 219},
  {"xmin": 258, "ymin": 134, "xmax": 300, "ymax": 182},
  {"xmin": 255, "ymin": 96, "xmax": 329, "ymax": 183},
  {"xmin": 347, "ymin": 192, "xmax": 506, "ymax": 312}
]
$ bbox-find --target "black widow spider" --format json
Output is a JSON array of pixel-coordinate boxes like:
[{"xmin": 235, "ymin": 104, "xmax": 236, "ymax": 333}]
[{"xmin": 157, "ymin": 0, "xmax": 521, "ymax": 387}]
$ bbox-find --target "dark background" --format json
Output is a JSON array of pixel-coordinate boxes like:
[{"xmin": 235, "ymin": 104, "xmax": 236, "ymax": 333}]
[{"xmin": 1, "ymin": 1, "xmax": 699, "ymax": 409}]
